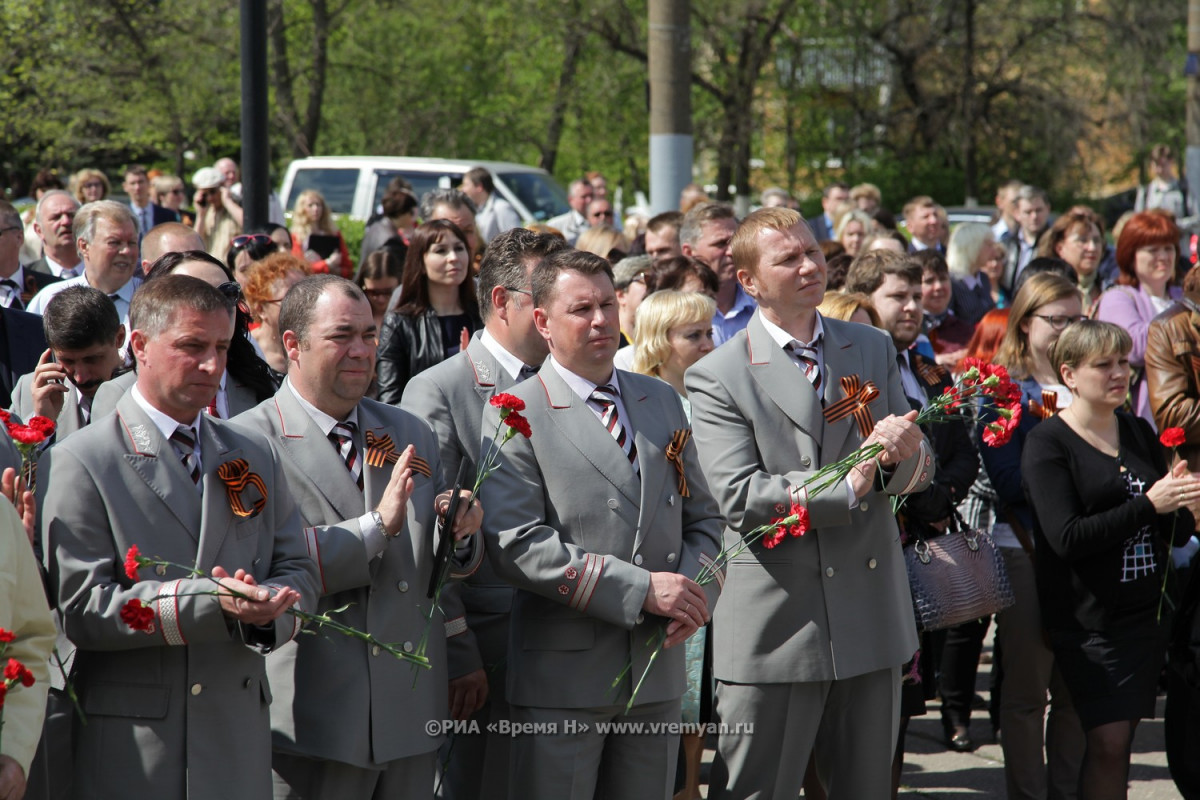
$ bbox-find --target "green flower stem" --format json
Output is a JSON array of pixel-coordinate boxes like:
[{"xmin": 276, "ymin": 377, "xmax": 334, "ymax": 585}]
[{"xmin": 134, "ymin": 555, "xmax": 430, "ymax": 669}]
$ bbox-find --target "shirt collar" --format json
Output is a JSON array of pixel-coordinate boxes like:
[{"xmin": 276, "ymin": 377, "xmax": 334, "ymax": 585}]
[
  {"xmin": 42, "ymin": 252, "xmax": 79, "ymax": 277},
  {"xmin": 285, "ymin": 377, "xmax": 358, "ymax": 437},
  {"xmin": 718, "ymin": 283, "xmax": 757, "ymax": 320},
  {"xmin": 961, "ymin": 273, "xmax": 981, "ymax": 290},
  {"xmin": 81, "ymin": 272, "xmax": 139, "ymax": 303},
  {"xmin": 130, "ymin": 383, "xmax": 203, "ymax": 439},
  {"xmin": 759, "ymin": 310, "xmax": 825, "ymax": 351},
  {"xmin": 548, "ymin": 355, "xmax": 620, "ymax": 403},
  {"xmin": 480, "ymin": 328, "xmax": 529, "ymax": 381}
]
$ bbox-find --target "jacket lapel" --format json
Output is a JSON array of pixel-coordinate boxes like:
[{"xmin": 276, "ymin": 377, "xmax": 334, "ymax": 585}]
[
  {"xmin": 539, "ymin": 367, "xmax": 641, "ymax": 508},
  {"xmin": 196, "ymin": 421, "xmax": 243, "ymax": 569},
  {"xmin": 622, "ymin": 383, "xmax": 668, "ymax": 553},
  {"xmin": 273, "ymin": 387, "xmax": 364, "ymax": 522},
  {"xmin": 358, "ymin": 401, "xmax": 399, "ymax": 510},
  {"xmin": 115, "ymin": 393, "xmax": 203, "ymax": 543},
  {"xmin": 819, "ymin": 321, "xmax": 868, "ymax": 460},
  {"xmin": 745, "ymin": 313, "xmax": 825, "ymax": 447}
]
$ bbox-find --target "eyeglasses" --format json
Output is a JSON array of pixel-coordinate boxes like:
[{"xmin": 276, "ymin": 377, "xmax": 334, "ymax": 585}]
[
  {"xmin": 505, "ymin": 287, "xmax": 532, "ymax": 296},
  {"xmin": 630, "ymin": 272, "xmax": 647, "ymax": 285},
  {"xmin": 231, "ymin": 233, "xmax": 272, "ymax": 251},
  {"xmin": 363, "ymin": 289, "xmax": 394, "ymax": 299},
  {"xmin": 1032, "ymin": 313, "xmax": 1086, "ymax": 331},
  {"xmin": 81, "ymin": 181, "xmax": 103, "ymax": 190},
  {"xmin": 591, "ymin": 210, "xmax": 614, "ymax": 219}
]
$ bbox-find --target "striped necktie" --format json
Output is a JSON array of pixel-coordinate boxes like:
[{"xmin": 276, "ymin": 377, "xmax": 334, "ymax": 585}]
[
  {"xmin": 170, "ymin": 425, "xmax": 201, "ymax": 487},
  {"xmin": 590, "ymin": 384, "xmax": 639, "ymax": 476},
  {"xmin": 329, "ymin": 420, "xmax": 363, "ymax": 490},
  {"xmin": 786, "ymin": 340, "xmax": 822, "ymax": 393}
]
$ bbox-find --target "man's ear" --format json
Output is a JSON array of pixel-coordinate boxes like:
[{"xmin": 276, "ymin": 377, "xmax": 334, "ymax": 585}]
[
  {"xmin": 737, "ymin": 268, "xmax": 757, "ymax": 299},
  {"xmin": 114, "ymin": 325, "xmax": 127, "ymax": 351},
  {"xmin": 532, "ymin": 308, "xmax": 551, "ymax": 343}
]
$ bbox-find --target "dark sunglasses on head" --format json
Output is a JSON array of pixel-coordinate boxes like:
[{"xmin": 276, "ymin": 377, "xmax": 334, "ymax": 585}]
[
  {"xmin": 217, "ymin": 281, "xmax": 243, "ymax": 300},
  {"xmin": 231, "ymin": 233, "xmax": 272, "ymax": 251}
]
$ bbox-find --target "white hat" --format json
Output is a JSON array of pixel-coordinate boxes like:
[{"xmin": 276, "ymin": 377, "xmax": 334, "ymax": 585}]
[{"xmin": 191, "ymin": 167, "xmax": 223, "ymax": 190}]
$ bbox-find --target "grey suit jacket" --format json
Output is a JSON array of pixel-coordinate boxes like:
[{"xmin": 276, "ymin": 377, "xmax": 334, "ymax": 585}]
[
  {"xmin": 91, "ymin": 368, "xmax": 260, "ymax": 421},
  {"xmin": 401, "ymin": 334, "xmax": 524, "ymax": 677},
  {"xmin": 43, "ymin": 392, "xmax": 320, "ymax": 800},
  {"xmin": 11, "ymin": 372, "xmax": 88, "ymax": 440},
  {"xmin": 232, "ymin": 383, "xmax": 481, "ymax": 767},
  {"xmin": 479, "ymin": 364, "xmax": 724, "ymax": 709},
  {"xmin": 685, "ymin": 311, "xmax": 931, "ymax": 684}
]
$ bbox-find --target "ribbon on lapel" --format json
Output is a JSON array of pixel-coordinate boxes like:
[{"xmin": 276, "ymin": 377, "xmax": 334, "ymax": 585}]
[
  {"xmin": 916, "ymin": 359, "xmax": 948, "ymax": 387},
  {"xmin": 823, "ymin": 374, "xmax": 879, "ymax": 438},
  {"xmin": 216, "ymin": 458, "xmax": 268, "ymax": 518},
  {"xmin": 665, "ymin": 429, "xmax": 692, "ymax": 498},
  {"xmin": 365, "ymin": 430, "xmax": 432, "ymax": 478},
  {"xmin": 1029, "ymin": 389, "xmax": 1059, "ymax": 420},
  {"xmin": 365, "ymin": 431, "xmax": 399, "ymax": 468}
]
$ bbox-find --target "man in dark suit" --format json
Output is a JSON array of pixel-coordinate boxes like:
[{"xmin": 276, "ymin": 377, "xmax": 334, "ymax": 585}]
[
  {"xmin": 401, "ymin": 227, "xmax": 565, "ymax": 800},
  {"xmin": 846, "ymin": 250, "xmax": 982, "ymax": 755},
  {"xmin": 0, "ymin": 201, "xmax": 61, "ymax": 310},
  {"xmin": 904, "ymin": 195, "xmax": 947, "ymax": 254},
  {"xmin": 0, "ymin": 307, "xmax": 48, "ymax": 410},
  {"xmin": 25, "ymin": 191, "xmax": 83, "ymax": 280},
  {"xmin": 808, "ymin": 181, "xmax": 850, "ymax": 242},
  {"xmin": 123, "ymin": 165, "xmax": 175, "ymax": 239}
]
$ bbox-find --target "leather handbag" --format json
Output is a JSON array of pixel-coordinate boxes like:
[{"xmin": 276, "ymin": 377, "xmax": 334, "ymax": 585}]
[{"xmin": 905, "ymin": 519, "xmax": 1016, "ymax": 633}]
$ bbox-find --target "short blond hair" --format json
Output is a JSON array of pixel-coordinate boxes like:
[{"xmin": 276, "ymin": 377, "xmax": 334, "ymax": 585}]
[
  {"xmin": 730, "ymin": 207, "xmax": 804, "ymax": 276},
  {"xmin": 1050, "ymin": 319, "xmax": 1131, "ymax": 379},
  {"xmin": 631, "ymin": 291, "xmax": 717, "ymax": 377}
]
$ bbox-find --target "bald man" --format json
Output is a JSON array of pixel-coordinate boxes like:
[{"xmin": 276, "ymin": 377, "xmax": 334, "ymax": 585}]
[{"xmin": 142, "ymin": 223, "xmax": 206, "ymax": 272}]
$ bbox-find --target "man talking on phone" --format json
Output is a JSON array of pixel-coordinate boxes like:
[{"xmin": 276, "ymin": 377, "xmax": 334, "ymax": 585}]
[{"xmin": 11, "ymin": 287, "xmax": 124, "ymax": 439}]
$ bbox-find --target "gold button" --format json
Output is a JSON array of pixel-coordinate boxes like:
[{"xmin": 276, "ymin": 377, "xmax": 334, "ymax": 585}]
[
  {"xmin": 371, "ymin": 645, "xmax": 380, "ymax": 657},
  {"xmin": 190, "ymin": 683, "xmax": 202, "ymax": 696},
  {"xmin": 868, "ymin": 558, "xmax": 878, "ymax": 569}
]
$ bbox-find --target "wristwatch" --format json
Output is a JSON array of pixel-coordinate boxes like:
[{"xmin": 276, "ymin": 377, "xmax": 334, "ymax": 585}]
[{"xmin": 370, "ymin": 510, "xmax": 395, "ymax": 539}]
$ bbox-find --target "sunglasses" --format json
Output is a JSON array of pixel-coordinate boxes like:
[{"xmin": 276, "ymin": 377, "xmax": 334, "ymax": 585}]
[
  {"xmin": 363, "ymin": 289, "xmax": 394, "ymax": 299},
  {"xmin": 231, "ymin": 233, "xmax": 272, "ymax": 251}
]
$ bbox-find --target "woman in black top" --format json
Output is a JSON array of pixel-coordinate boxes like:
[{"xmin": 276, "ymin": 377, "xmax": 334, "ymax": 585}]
[
  {"xmin": 376, "ymin": 219, "xmax": 482, "ymax": 404},
  {"xmin": 1023, "ymin": 320, "xmax": 1200, "ymax": 800}
]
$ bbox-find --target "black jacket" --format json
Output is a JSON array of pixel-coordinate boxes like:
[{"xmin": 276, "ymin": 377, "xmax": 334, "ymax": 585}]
[{"xmin": 376, "ymin": 308, "xmax": 481, "ymax": 405}]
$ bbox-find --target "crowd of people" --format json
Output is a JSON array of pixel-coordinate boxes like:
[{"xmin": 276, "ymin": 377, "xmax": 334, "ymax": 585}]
[{"xmin": 0, "ymin": 152, "xmax": 1199, "ymax": 800}]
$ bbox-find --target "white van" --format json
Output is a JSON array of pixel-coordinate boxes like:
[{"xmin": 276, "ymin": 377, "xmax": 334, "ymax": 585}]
[{"xmin": 278, "ymin": 156, "xmax": 570, "ymax": 223}]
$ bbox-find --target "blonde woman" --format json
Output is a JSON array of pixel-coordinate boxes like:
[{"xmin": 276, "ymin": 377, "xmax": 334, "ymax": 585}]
[
  {"xmin": 576, "ymin": 224, "xmax": 628, "ymax": 264},
  {"xmin": 818, "ymin": 291, "xmax": 881, "ymax": 328},
  {"xmin": 70, "ymin": 169, "xmax": 109, "ymax": 204},
  {"xmin": 947, "ymin": 222, "xmax": 1001, "ymax": 323},
  {"xmin": 834, "ymin": 209, "xmax": 874, "ymax": 258},
  {"xmin": 630, "ymin": 289, "xmax": 715, "ymax": 800},
  {"xmin": 289, "ymin": 189, "xmax": 352, "ymax": 279}
]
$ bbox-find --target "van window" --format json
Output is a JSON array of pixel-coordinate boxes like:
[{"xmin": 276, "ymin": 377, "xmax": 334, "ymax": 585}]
[
  {"xmin": 495, "ymin": 171, "xmax": 569, "ymax": 221},
  {"xmin": 285, "ymin": 168, "xmax": 359, "ymax": 215},
  {"xmin": 371, "ymin": 170, "xmax": 463, "ymax": 215}
]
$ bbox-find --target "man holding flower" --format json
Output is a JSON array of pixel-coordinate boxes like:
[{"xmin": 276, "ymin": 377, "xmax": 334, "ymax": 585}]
[
  {"xmin": 686, "ymin": 207, "xmax": 933, "ymax": 799},
  {"xmin": 477, "ymin": 249, "xmax": 724, "ymax": 799},
  {"xmin": 42, "ymin": 275, "xmax": 320, "ymax": 800},
  {"xmin": 233, "ymin": 275, "xmax": 483, "ymax": 800}
]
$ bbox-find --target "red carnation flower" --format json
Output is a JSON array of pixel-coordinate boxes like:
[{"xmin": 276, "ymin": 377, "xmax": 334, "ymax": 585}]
[
  {"xmin": 489, "ymin": 393, "xmax": 526, "ymax": 413},
  {"xmin": 7, "ymin": 425, "xmax": 46, "ymax": 446},
  {"xmin": 0, "ymin": 683, "xmax": 7, "ymax": 709},
  {"xmin": 3, "ymin": 658, "xmax": 29, "ymax": 686},
  {"xmin": 0, "ymin": 628, "xmax": 13, "ymax": 644},
  {"xmin": 124, "ymin": 545, "xmax": 142, "ymax": 582},
  {"xmin": 789, "ymin": 504, "xmax": 811, "ymax": 537},
  {"xmin": 27, "ymin": 416, "xmax": 56, "ymax": 436},
  {"xmin": 982, "ymin": 421, "xmax": 1014, "ymax": 448},
  {"xmin": 504, "ymin": 412, "xmax": 532, "ymax": 439},
  {"xmin": 762, "ymin": 526, "xmax": 787, "ymax": 549},
  {"xmin": 1161, "ymin": 427, "xmax": 1186, "ymax": 449},
  {"xmin": 120, "ymin": 599, "xmax": 155, "ymax": 633},
  {"xmin": 0, "ymin": 410, "xmax": 11, "ymax": 425}
]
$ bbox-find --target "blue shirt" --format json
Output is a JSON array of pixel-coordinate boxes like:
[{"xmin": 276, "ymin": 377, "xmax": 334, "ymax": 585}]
[{"xmin": 711, "ymin": 284, "xmax": 757, "ymax": 346}]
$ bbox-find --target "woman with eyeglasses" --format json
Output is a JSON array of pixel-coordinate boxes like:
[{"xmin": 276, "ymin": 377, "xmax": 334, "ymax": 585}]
[
  {"xmin": 70, "ymin": 169, "xmax": 110, "ymax": 205},
  {"xmin": 1039, "ymin": 208, "xmax": 1108, "ymax": 317},
  {"xmin": 1094, "ymin": 210, "xmax": 1185, "ymax": 427},
  {"xmin": 980, "ymin": 272, "xmax": 1088, "ymax": 799},
  {"xmin": 227, "ymin": 233, "xmax": 281, "ymax": 288},
  {"xmin": 289, "ymin": 189, "xmax": 352, "ymax": 279},
  {"xmin": 151, "ymin": 175, "xmax": 193, "ymax": 226},
  {"xmin": 376, "ymin": 219, "xmax": 482, "ymax": 404},
  {"xmin": 355, "ymin": 250, "xmax": 404, "ymax": 332},
  {"xmin": 1023, "ymin": 320, "xmax": 1199, "ymax": 800},
  {"xmin": 243, "ymin": 252, "xmax": 313, "ymax": 383}
]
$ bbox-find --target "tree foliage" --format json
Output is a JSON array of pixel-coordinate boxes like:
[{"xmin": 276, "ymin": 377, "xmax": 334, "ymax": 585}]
[{"xmin": 0, "ymin": 0, "xmax": 1188, "ymax": 210}]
